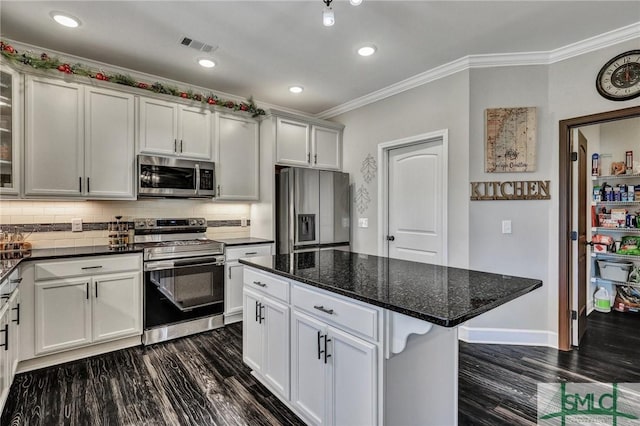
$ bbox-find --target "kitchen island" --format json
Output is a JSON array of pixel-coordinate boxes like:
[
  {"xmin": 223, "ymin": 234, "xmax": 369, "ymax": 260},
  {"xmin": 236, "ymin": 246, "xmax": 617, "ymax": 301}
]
[{"xmin": 239, "ymin": 249, "xmax": 542, "ymax": 426}]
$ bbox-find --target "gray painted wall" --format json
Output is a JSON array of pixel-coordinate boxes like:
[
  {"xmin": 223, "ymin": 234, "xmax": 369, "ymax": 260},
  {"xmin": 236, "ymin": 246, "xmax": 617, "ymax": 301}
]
[{"xmin": 333, "ymin": 38, "xmax": 640, "ymax": 344}]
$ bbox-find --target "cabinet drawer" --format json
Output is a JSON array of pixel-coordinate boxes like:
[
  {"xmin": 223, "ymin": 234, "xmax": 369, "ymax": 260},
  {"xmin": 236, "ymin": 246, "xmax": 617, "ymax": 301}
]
[
  {"xmin": 292, "ymin": 284, "xmax": 379, "ymax": 341},
  {"xmin": 35, "ymin": 254, "xmax": 141, "ymax": 281},
  {"xmin": 244, "ymin": 267, "xmax": 289, "ymax": 303},
  {"xmin": 226, "ymin": 244, "xmax": 272, "ymax": 261}
]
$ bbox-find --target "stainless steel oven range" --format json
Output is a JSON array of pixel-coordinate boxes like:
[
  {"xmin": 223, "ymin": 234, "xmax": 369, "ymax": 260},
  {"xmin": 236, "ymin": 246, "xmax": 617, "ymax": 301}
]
[{"xmin": 135, "ymin": 217, "xmax": 225, "ymax": 345}]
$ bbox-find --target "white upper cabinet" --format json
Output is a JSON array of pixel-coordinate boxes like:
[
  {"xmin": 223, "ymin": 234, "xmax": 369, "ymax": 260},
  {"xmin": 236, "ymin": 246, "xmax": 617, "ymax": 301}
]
[
  {"xmin": 276, "ymin": 117, "xmax": 311, "ymax": 167},
  {"xmin": 179, "ymin": 106, "xmax": 212, "ymax": 160},
  {"xmin": 275, "ymin": 115, "xmax": 342, "ymax": 170},
  {"xmin": 25, "ymin": 76, "xmax": 135, "ymax": 199},
  {"xmin": 25, "ymin": 76, "xmax": 84, "ymax": 196},
  {"xmin": 312, "ymin": 125, "xmax": 341, "ymax": 170},
  {"xmin": 0, "ymin": 66, "xmax": 21, "ymax": 196},
  {"xmin": 215, "ymin": 112, "xmax": 259, "ymax": 200},
  {"xmin": 85, "ymin": 87, "xmax": 135, "ymax": 198},
  {"xmin": 138, "ymin": 97, "xmax": 178, "ymax": 156},
  {"xmin": 139, "ymin": 97, "xmax": 212, "ymax": 160}
]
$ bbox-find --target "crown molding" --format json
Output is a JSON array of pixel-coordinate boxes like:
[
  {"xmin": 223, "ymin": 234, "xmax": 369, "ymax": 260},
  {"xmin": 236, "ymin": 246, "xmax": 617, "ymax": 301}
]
[{"xmin": 317, "ymin": 21, "xmax": 640, "ymax": 119}]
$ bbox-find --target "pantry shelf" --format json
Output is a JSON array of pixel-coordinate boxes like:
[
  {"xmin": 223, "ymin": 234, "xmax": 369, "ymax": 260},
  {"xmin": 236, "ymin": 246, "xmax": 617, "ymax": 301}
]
[
  {"xmin": 592, "ymin": 252, "xmax": 640, "ymax": 261},
  {"xmin": 592, "ymin": 174, "xmax": 640, "ymax": 181},
  {"xmin": 592, "ymin": 201, "xmax": 640, "ymax": 206},
  {"xmin": 592, "ymin": 227, "xmax": 640, "ymax": 233},
  {"xmin": 592, "ymin": 277, "xmax": 640, "ymax": 288}
]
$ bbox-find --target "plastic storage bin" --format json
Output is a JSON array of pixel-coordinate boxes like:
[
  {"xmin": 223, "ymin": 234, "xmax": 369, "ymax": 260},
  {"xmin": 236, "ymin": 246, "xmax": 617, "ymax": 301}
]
[{"xmin": 598, "ymin": 260, "xmax": 633, "ymax": 282}]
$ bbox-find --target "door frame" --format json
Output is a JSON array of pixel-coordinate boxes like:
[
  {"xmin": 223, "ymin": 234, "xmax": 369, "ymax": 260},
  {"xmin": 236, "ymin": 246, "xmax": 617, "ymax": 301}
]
[
  {"xmin": 558, "ymin": 105, "xmax": 640, "ymax": 351},
  {"xmin": 377, "ymin": 129, "xmax": 448, "ymax": 261}
]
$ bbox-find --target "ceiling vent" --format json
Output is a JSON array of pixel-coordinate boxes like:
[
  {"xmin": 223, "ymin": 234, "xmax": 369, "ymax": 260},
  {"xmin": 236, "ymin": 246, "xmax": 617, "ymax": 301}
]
[{"xmin": 179, "ymin": 36, "xmax": 216, "ymax": 53}]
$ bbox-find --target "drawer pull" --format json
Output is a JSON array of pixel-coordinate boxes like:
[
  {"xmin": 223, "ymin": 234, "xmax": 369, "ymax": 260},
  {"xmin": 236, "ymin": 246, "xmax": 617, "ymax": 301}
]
[
  {"xmin": 253, "ymin": 281, "xmax": 267, "ymax": 287},
  {"xmin": 9, "ymin": 278, "xmax": 22, "ymax": 284},
  {"xmin": 81, "ymin": 266, "xmax": 103, "ymax": 270},
  {"xmin": 244, "ymin": 251, "xmax": 258, "ymax": 255},
  {"xmin": 314, "ymin": 305, "xmax": 334, "ymax": 315}
]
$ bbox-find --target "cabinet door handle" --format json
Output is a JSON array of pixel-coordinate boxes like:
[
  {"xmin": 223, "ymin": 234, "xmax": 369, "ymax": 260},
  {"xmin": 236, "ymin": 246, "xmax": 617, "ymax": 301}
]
[
  {"xmin": 95, "ymin": 282, "xmax": 98, "ymax": 298},
  {"xmin": 324, "ymin": 334, "xmax": 332, "ymax": 364},
  {"xmin": 317, "ymin": 331, "xmax": 322, "ymax": 360},
  {"xmin": 255, "ymin": 300, "xmax": 259, "ymax": 322},
  {"xmin": 244, "ymin": 252, "xmax": 258, "ymax": 256},
  {"xmin": 12, "ymin": 303, "xmax": 19, "ymax": 325},
  {"xmin": 253, "ymin": 281, "xmax": 267, "ymax": 288},
  {"xmin": 9, "ymin": 278, "xmax": 22, "ymax": 284},
  {"xmin": 228, "ymin": 264, "xmax": 243, "ymax": 279},
  {"xmin": 87, "ymin": 177, "xmax": 90, "ymax": 193},
  {"xmin": 217, "ymin": 185, "xmax": 221, "ymax": 197},
  {"xmin": 307, "ymin": 152, "xmax": 311, "ymax": 163},
  {"xmin": 314, "ymin": 305, "xmax": 334, "ymax": 315},
  {"xmin": 180, "ymin": 140, "xmax": 183, "ymax": 153},
  {"xmin": 86, "ymin": 282, "xmax": 89, "ymax": 300},
  {"xmin": 259, "ymin": 303, "xmax": 265, "ymax": 324},
  {"xmin": 81, "ymin": 266, "xmax": 103, "ymax": 270},
  {"xmin": 0, "ymin": 324, "xmax": 8, "ymax": 351},
  {"xmin": 174, "ymin": 139, "xmax": 177, "ymax": 153},
  {"xmin": 79, "ymin": 176, "xmax": 82, "ymax": 193},
  {"xmin": 314, "ymin": 153, "xmax": 317, "ymax": 164}
]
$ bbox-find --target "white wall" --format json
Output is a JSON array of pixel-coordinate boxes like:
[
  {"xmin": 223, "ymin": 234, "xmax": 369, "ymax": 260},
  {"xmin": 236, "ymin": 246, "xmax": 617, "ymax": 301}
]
[{"xmin": 333, "ymin": 71, "xmax": 470, "ymax": 269}]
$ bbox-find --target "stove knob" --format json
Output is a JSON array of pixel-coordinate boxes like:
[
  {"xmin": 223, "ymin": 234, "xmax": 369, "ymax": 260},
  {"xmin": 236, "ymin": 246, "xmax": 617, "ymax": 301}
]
[
  {"xmin": 189, "ymin": 219, "xmax": 198, "ymax": 226},
  {"xmin": 146, "ymin": 219, "xmax": 155, "ymax": 227},
  {"xmin": 135, "ymin": 220, "xmax": 146, "ymax": 228},
  {"xmin": 198, "ymin": 219, "xmax": 206, "ymax": 226}
]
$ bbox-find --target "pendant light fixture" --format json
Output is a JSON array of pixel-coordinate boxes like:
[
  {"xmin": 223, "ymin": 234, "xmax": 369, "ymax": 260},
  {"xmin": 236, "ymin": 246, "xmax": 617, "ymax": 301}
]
[{"xmin": 322, "ymin": 0, "xmax": 362, "ymax": 27}]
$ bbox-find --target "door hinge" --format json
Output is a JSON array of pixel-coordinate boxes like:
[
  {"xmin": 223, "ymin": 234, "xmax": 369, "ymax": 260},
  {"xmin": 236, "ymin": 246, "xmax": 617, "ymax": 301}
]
[
  {"xmin": 570, "ymin": 231, "xmax": 578, "ymax": 241},
  {"xmin": 571, "ymin": 310, "xmax": 577, "ymax": 320},
  {"xmin": 571, "ymin": 152, "xmax": 578, "ymax": 162}
]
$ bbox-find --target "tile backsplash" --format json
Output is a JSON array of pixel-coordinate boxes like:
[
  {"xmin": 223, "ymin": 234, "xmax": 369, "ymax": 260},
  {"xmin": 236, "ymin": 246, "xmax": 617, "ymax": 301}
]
[{"xmin": 0, "ymin": 199, "xmax": 252, "ymax": 249}]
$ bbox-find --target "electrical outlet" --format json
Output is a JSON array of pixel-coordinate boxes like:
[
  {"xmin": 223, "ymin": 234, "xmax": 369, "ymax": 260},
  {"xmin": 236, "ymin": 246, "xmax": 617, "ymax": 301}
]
[
  {"xmin": 501, "ymin": 220, "xmax": 512, "ymax": 234},
  {"xmin": 358, "ymin": 218, "xmax": 369, "ymax": 228},
  {"xmin": 241, "ymin": 218, "xmax": 247, "ymax": 227},
  {"xmin": 71, "ymin": 218, "xmax": 83, "ymax": 232}
]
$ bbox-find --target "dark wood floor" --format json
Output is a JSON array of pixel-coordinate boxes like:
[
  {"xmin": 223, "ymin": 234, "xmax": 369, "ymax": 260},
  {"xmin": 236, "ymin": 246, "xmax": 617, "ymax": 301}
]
[{"xmin": 3, "ymin": 311, "xmax": 640, "ymax": 426}]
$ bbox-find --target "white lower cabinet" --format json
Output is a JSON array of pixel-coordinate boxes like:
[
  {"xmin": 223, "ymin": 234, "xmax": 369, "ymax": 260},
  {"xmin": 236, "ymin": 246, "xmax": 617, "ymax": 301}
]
[
  {"xmin": 291, "ymin": 309, "xmax": 377, "ymax": 426},
  {"xmin": 243, "ymin": 288, "xmax": 290, "ymax": 399},
  {"xmin": 242, "ymin": 266, "xmax": 380, "ymax": 426},
  {"xmin": 92, "ymin": 273, "xmax": 141, "ymax": 343},
  {"xmin": 0, "ymin": 287, "xmax": 20, "ymax": 411},
  {"xmin": 225, "ymin": 243, "xmax": 272, "ymax": 324},
  {"xmin": 34, "ymin": 255, "xmax": 142, "ymax": 356}
]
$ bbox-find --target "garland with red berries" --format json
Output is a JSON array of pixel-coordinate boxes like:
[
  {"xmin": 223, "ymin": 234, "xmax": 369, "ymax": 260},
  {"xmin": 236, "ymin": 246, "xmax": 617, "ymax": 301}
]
[{"xmin": 0, "ymin": 41, "xmax": 265, "ymax": 117}]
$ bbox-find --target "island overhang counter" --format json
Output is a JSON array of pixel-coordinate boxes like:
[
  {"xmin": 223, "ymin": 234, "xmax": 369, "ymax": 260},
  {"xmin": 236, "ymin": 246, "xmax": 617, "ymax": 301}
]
[{"xmin": 239, "ymin": 250, "xmax": 542, "ymax": 426}]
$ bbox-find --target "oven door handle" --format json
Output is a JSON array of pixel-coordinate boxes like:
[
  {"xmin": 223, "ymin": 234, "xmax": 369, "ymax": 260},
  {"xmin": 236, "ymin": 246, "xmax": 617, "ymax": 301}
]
[
  {"xmin": 173, "ymin": 256, "xmax": 224, "ymax": 267},
  {"xmin": 195, "ymin": 164, "xmax": 200, "ymax": 196},
  {"xmin": 145, "ymin": 260, "xmax": 224, "ymax": 272}
]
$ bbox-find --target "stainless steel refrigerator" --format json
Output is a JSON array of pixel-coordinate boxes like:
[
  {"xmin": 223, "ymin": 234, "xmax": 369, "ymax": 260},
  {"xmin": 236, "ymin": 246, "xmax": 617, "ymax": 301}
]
[{"xmin": 276, "ymin": 167, "xmax": 350, "ymax": 254}]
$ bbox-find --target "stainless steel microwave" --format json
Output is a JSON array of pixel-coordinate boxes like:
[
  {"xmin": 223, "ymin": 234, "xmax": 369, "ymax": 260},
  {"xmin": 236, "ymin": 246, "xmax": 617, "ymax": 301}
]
[{"xmin": 137, "ymin": 155, "xmax": 216, "ymax": 198}]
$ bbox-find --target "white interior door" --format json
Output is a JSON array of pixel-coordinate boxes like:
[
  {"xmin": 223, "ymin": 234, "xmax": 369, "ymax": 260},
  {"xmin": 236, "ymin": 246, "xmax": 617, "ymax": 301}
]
[{"xmin": 387, "ymin": 140, "xmax": 446, "ymax": 265}]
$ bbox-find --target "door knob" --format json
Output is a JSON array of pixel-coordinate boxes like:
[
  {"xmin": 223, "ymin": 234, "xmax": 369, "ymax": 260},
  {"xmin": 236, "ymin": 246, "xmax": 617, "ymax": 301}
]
[{"xmin": 386, "ymin": 235, "xmax": 395, "ymax": 241}]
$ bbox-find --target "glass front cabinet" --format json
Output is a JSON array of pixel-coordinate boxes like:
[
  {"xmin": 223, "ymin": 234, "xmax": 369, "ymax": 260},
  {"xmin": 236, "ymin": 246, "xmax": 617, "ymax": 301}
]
[{"xmin": 0, "ymin": 66, "xmax": 20, "ymax": 196}]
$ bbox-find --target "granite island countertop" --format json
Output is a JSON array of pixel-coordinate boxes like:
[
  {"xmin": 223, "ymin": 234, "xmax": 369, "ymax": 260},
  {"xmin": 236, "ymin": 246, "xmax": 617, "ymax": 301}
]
[
  {"xmin": 214, "ymin": 237, "xmax": 274, "ymax": 247},
  {"xmin": 239, "ymin": 250, "xmax": 542, "ymax": 327},
  {"xmin": 0, "ymin": 245, "xmax": 143, "ymax": 283}
]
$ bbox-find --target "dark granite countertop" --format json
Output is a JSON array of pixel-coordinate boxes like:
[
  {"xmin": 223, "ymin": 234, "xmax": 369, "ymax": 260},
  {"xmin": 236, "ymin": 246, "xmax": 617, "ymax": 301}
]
[
  {"xmin": 0, "ymin": 245, "xmax": 143, "ymax": 283},
  {"xmin": 239, "ymin": 250, "xmax": 542, "ymax": 327},
  {"xmin": 215, "ymin": 237, "xmax": 274, "ymax": 247}
]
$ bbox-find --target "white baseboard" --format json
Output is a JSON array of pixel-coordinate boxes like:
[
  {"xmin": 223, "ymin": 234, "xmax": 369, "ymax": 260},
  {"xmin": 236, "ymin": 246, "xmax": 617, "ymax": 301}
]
[{"xmin": 458, "ymin": 326, "xmax": 557, "ymax": 348}]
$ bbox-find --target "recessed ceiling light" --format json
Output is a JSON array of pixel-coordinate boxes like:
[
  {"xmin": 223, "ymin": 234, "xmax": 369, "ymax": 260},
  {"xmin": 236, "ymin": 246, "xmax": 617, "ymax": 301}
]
[
  {"xmin": 289, "ymin": 86, "xmax": 304, "ymax": 94},
  {"xmin": 349, "ymin": 0, "xmax": 363, "ymax": 5},
  {"xmin": 50, "ymin": 12, "xmax": 80, "ymax": 28},
  {"xmin": 198, "ymin": 58, "xmax": 216, "ymax": 68},
  {"xmin": 357, "ymin": 45, "xmax": 377, "ymax": 57}
]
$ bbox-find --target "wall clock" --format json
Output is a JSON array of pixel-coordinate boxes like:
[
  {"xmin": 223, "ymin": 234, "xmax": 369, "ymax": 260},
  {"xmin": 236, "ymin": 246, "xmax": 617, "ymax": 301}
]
[{"xmin": 596, "ymin": 50, "xmax": 640, "ymax": 101}]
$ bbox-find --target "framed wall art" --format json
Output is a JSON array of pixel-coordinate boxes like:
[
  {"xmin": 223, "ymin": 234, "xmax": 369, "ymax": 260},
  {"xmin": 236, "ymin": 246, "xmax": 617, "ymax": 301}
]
[{"xmin": 485, "ymin": 107, "xmax": 537, "ymax": 173}]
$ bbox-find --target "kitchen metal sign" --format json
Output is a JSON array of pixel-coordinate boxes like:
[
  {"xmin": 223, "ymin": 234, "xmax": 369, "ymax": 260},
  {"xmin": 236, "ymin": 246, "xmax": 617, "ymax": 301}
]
[{"xmin": 470, "ymin": 180, "xmax": 550, "ymax": 201}]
